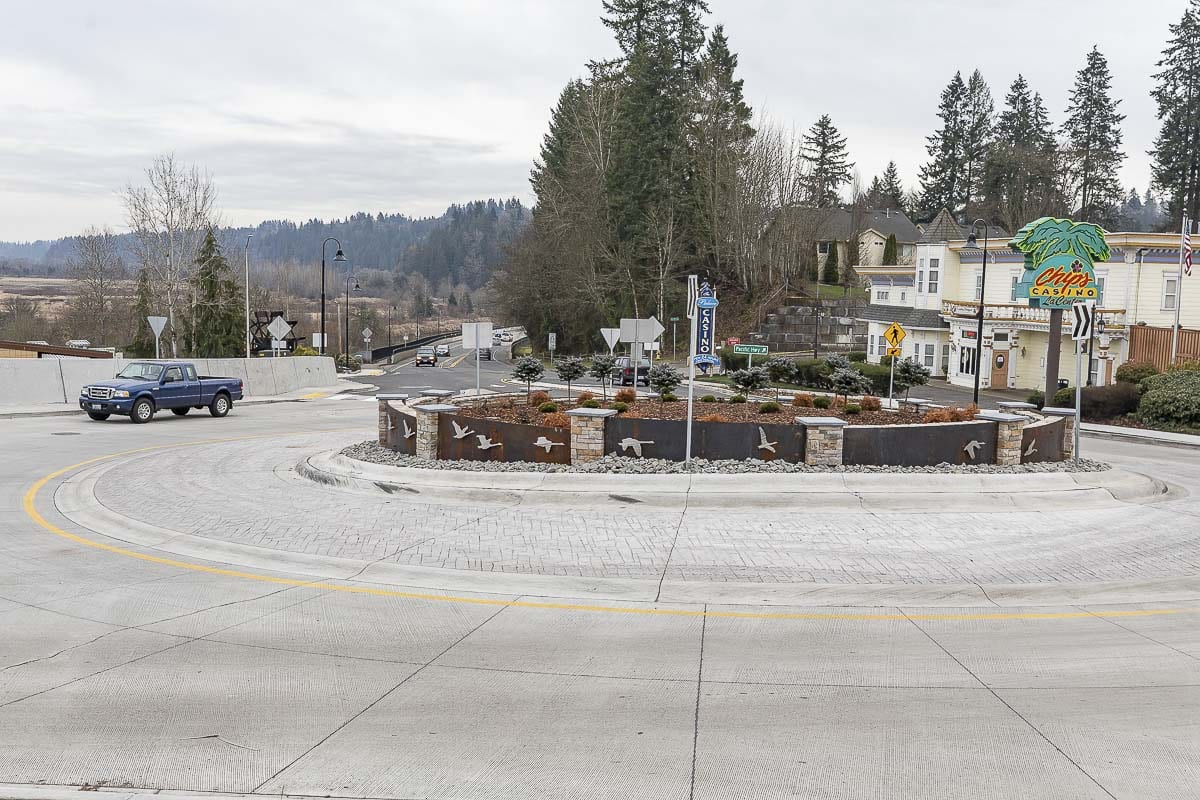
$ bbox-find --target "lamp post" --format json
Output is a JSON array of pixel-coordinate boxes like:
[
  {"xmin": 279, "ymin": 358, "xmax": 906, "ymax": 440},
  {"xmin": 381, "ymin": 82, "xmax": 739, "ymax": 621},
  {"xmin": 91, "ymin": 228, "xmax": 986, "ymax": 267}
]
[
  {"xmin": 344, "ymin": 272, "xmax": 359, "ymax": 370},
  {"xmin": 965, "ymin": 219, "xmax": 990, "ymax": 405},
  {"xmin": 244, "ymin": 234, "xmax": 254, "ymax": 358},
  {"xmin": 320, "ymin": 237, "xmax": 346, "ymax": 355}
]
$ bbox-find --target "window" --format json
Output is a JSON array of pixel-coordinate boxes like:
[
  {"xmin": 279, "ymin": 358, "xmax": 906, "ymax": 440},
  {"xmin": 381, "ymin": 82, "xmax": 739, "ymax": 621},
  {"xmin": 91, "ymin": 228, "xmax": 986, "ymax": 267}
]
[
  {"xmin": 974, "ymin": 271, "xmax": 983, "ymax": 301},
  {"xmin": 184, "ymin": 365, "xmax": 197, "ymax": 381},
  {"xmin": 941, "ymin": 343, "xmax": 950, "ymax": 373},
  {"xmin": 876, "ymin": 290, "xmax": 889, "ymax": 301},
  {"xmin": 1095, "ymin": 275, "xmax": 1106, "ymax": 305},
  {"xmin": 869, "ymin": 334, "xmax": 875, "ymax": 355},
  {"xmin": 913, "ymin": 341, "xmax": 921, "ymax": 359},
  {"xmin": 1164, "ymin": 275, "xmax": 1179, "ymax": 310},
  {"xmin": 959, "ymin": 345, "xmax": 977, "ymax": 376},
  {"xmin": 164, "ymin": 366, "xmax": 183, "ymax": 383},
  {"xmin": 900, "ymin": 291, "xmax": 907, "ymax": 303},
  {"xmin": 928, "ymin": 260, "xmax": 939, "ymax": 294},
  {"xmin": 918, "ymin": 270, "xmax": 924, "ymax": 292},
  {"xmin": 818, "ymin": 241, "xmax": 830, "ymax": 255},
  {"xmin": 919, "ymin": 257, "xmax": 925, "ymax": 269},
  {"xmin": 1010, "ymin": 274, "xmax": 1019, "ymax": 302},
  {"xmin": 924, "ymin": 343, "xmax": 935, "ymax": 368}
]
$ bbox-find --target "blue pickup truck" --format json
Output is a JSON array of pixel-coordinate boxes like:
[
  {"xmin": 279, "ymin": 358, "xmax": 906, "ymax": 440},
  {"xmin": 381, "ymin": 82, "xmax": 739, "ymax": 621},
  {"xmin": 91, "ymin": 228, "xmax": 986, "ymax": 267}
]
[{"xmin": 79, "ymin": 362, "xmax": 244, "ymax": 423}]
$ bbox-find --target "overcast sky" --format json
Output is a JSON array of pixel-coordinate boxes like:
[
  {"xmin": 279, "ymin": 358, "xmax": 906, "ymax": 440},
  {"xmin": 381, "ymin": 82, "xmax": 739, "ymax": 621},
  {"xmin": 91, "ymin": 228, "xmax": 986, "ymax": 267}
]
[{"xmin": 0, "ymin": 0, "xmax": 1188, "ymax": 241}]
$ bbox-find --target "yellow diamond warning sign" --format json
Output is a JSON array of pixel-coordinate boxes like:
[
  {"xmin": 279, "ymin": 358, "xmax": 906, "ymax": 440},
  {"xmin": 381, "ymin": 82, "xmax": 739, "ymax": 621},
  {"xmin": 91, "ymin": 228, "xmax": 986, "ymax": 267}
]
[{"xmin": 883, "ymin": 321, "xmax": 907, "ymax": 348}]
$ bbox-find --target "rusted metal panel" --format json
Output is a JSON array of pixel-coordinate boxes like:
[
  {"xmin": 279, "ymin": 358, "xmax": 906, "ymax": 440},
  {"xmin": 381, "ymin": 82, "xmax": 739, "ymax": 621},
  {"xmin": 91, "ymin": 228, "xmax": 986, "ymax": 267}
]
[
  {"xmin": 383, "ymin": 406, "xmax": 416, "ymax": 455},
  {"xmin": 605, "ymin": 417, "xmax": 805, "ymax": 462},
  {"xmin": 843, "ymin": 421, "xmax": 997, "ymax": 466},
  {"xmin": 437, "ymin": 412, "xmax": 570, "ymax": 463},
  {"xmin": 1021, "ymin": 417, "xmax": 1064, "ymax": 463}
]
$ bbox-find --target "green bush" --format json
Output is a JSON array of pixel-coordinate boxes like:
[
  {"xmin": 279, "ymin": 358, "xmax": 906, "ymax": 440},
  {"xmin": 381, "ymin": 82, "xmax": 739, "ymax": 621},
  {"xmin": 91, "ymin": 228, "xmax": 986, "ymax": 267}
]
[
  {"xmin": 1026, "ymin": 391, "xmax": 1045, "ymax": 409},
  {"xmin": 764, "ymin": 356, "xmax": 796, "ymax": 384},
  {"xmin": 335, "ymin": 353, "xmax": 362, "ymax": 371},
  {"xmin": 848, "ymin": 351, "xmax": 867, "ymax": 362},
  {"xmin": 291, "ymin": 344, "xmax": 318, "ymax": 357},
  {"xmin": 1078, "ymin": 383, "xmax": 1141, "ymax": 420},
  {"xmin": 538, "ymin": 401, "xmax": 559, "ymax": 413},
  {"xmin": 730, "ymin": 366, "xmax": 769, "ymax": 395},
  {"xmin": 699, "ymin": 394, "xmax": 717, "ymax": 403},
  {"xmin": 579, "ymin": 399, "xmax": 600, "ymax": 409},
  {"xmin": 1115, "ymin": 360, "xmax": 1158, "ymax": 385},
  {"xmin": 1052, "ymin": 386, "xmax": 1075, "ymax": 407},
  {"xmin": 758, "ymin": 401, "xmax": 782, "ymax": 413},
  {"xmin": 852, "ymin": 363, "xmax": 893, "ymax": 396},
  {"xmin": 824, "ymin": 353, "xmax": 852, "ymax": 371},
  {"xmin": 792, "ymin": 359, "xmax": 832, "ymax": 389},
  {"xmin": 718, "ymin": 346, "xmax": 749, "ymax": 371},
  {"xmin": 729, "ymin": 394, "xmax": 747, "ymax": 404},
  {"xmin": 611, "ymin": 401, "xmax": 629, "ymax": 413},
  {"xmin": 1138, "ymin": 370, "xmax": 1200, "ymax": 428},
  {"xmin": 661, "ymin": 392, "xmax": 678, "ymax": 402},
  {"xmin": 813, "ymin": 395, "xmax": 832, "ymax": 409},
  {"xmin": 844, "ymin": 403, "xmax": 862, "ymax": 414}
]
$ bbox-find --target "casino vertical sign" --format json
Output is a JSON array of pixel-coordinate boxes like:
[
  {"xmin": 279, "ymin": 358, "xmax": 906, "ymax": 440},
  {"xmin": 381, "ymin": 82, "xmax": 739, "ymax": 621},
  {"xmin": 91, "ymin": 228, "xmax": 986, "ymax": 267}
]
[
  {"xmin": 692, "ymin": 281, "xmax": 720, "ymax": 368},
  {"xmin": 1011, "ymin": 217, "xmax": 1110, "ymax": 310}
]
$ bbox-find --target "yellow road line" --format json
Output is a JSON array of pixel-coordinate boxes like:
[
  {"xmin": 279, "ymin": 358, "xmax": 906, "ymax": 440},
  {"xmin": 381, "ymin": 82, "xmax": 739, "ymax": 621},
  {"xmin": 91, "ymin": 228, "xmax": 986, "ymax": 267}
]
[
  {"xmin": 20, "ymin": 438, "xmax": 1200, "ymax": 623},
  {"xmin": 300, "ymin": 392, "xmax": 327, "ymax": 400},
  {"xmin": 445, "ymin": 352, "xmax": 472, "ymax": 369}
]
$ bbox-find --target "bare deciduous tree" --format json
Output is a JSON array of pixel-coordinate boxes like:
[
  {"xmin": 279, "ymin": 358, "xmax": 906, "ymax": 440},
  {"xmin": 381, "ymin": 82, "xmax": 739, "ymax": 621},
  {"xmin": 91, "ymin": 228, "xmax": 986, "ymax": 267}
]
[
  {"xmin": 65, "ymin": 226, "xmax": 126, "ymax": 345},
  {"xmin": 123, "ymin": 154, "xmax": 220, "ymax": 356}
]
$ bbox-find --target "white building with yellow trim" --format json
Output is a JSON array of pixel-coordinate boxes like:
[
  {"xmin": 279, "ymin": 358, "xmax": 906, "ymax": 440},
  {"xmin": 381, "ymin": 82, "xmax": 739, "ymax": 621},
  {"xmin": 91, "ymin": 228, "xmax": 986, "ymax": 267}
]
[{"xmin": 853, "ymin": 210, "xmax": 1200, "ymax": 392}]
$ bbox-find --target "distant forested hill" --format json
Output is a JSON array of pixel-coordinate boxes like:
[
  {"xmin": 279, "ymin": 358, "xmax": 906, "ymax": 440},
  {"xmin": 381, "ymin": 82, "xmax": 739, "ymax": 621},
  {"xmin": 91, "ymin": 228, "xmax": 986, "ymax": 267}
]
[{"xmin": 0, "ymin": 198, "xmax": 529, "ymax": 291}]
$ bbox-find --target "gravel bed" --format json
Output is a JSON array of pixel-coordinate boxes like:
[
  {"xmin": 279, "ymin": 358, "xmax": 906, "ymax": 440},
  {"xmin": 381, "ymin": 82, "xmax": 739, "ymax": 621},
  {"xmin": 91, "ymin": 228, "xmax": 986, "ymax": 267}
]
[{"xmin": 341, "ymin": 441, "xmax": 1109, "ymax": 475}]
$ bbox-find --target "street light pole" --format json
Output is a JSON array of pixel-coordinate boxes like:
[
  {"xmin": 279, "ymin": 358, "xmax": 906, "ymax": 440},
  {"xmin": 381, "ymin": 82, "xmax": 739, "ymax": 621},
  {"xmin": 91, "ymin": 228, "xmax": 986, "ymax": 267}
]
[
  {"xmin": 319, "ymin": 237, "xmax": 346, "ymax": 355},
  {"xmin": 244, "ymin": 234, "xmax": 254, "ymax": 359},
  {"xmin": 344, "ymin": 273, "xmax": 359, "ymax": 370},
  {"xmin": 966, "ymin": 219, "xmax": 990, "ymax": 406}
]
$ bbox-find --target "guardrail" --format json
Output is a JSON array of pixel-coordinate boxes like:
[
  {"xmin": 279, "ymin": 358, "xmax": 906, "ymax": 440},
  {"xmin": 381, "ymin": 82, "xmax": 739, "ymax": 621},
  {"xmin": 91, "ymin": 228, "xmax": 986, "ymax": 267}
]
[{"xmin": 369, "ymin": 332, "xmax": 458, "ymax": 363}]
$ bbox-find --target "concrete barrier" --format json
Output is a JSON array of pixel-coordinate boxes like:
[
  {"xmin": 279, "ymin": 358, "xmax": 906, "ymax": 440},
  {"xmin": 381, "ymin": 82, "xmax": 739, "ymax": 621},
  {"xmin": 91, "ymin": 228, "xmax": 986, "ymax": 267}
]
[{"xmin": 0, "ymin": 356, "xmax": 338, "ymax": 407}]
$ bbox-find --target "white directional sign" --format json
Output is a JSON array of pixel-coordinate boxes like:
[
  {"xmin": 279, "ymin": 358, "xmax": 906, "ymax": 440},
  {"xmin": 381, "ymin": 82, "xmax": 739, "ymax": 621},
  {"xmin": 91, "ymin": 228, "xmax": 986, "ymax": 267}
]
[
  {"xmin": 601, "ymin": 327, "xmax": 621, "ymax": 353},
  {"xmin": 461, "ymin": 322, "xmax": 493, "ymax": 349},
  {"xmin": 619, "ymin": 317, "xmax": 665, "ymax": 344},
  {"xmin": 548, "ymin": 332, "xmax": 557, "ymax": 351},
  {"xmin": 1070, "ymin": 301, "xmax": 1095, "ymax": 341},
  {"xmin": 267, "ymin": 315, "xmax": 291, "ymax": 342}
]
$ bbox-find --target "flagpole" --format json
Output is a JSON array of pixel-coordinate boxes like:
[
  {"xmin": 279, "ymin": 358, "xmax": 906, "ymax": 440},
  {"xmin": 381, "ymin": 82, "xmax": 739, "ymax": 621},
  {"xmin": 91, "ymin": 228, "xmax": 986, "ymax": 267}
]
[{"xmin": 1171, "ymin": 213, "xmax": 1188, "ymax": 365}]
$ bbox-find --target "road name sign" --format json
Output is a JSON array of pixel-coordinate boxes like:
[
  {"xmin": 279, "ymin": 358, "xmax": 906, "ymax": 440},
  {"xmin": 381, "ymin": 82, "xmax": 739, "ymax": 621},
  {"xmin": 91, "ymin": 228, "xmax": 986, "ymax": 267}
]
[
  {"xmin": 733, "ymin": 344, "xmax": 768, "ymax": 355},
  {"xmin": 883, "ymin": 321, "xmax": 907, "ymax": 348},
  {"xmin": 1070, "ymin": 301, "xmax": 1095, "ymax": 341}
]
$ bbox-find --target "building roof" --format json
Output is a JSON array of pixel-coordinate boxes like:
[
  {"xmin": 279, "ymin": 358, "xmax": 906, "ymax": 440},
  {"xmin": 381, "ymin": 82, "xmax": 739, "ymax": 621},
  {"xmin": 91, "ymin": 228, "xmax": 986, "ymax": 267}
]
[
  {"xmin": 779, "ymin": 207, "xmax": 920, "ymax": 243},
  {"xmin": 854, "ymin": 304, "xmax": 949, "ymax": 331},
  {"xmin": 0, "ymin": 340, "xmax": 114, "ymax": 359},
  {"xmin": 918, "ymin": 208, "xmax": 1008, "ymax": 243}
]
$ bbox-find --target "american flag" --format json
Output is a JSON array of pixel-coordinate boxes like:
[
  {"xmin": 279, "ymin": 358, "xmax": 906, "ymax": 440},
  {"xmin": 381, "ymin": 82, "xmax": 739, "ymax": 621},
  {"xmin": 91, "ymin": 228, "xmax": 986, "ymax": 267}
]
[{"xmin": 1185, "ymin": 217, "xmax": 1193, "ymax": 277}]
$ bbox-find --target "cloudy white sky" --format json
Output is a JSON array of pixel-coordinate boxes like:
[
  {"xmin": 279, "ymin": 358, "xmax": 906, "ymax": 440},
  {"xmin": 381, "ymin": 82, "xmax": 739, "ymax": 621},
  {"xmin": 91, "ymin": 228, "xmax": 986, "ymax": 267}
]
[{"xmin": 0, "ymin": 0, "xmax": 1187, "ymax": 241}]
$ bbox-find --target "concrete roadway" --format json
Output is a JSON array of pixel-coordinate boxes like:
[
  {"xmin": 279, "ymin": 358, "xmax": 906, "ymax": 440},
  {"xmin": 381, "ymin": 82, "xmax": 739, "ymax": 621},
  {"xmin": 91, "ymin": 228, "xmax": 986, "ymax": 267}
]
[{"xmin": 1, "ymin": 357, "xmax": 1199, "ymax": 799}]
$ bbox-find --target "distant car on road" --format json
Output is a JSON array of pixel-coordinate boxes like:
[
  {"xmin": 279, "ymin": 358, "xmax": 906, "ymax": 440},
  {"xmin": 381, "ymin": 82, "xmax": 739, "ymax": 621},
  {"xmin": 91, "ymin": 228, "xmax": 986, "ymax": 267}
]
[
  {"xmin": 415, "ymin": 347, "xmax": 438, "ymax": 366},
  {"xmin": 64, "ymin": 339, "xmax": 92, "ymax": 349},
  {"xmin": 613, "ymin": 356, "xmax": 651, "ymax": 386},
  {"xmin": 80, "ymin": 361, "xmax": 243, "ymax": 423},
  {"xmin": 435, "ymin": 343, "xmax": 451, "ymax": 357},
  {"xmin": 477, "ymin": 348, "xmax": 493, "ymax": 361},
  {"xmin": 498, "ymin": 331, "xmax": 514, "ymax": 343}
]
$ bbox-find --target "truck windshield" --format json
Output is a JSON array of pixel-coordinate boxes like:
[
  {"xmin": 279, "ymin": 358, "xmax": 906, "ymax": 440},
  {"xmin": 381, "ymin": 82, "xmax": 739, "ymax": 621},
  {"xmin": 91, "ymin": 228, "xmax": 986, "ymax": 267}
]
[{"xmin": 116, "ymin": 363, "xmax": 164, "ymax": 381}]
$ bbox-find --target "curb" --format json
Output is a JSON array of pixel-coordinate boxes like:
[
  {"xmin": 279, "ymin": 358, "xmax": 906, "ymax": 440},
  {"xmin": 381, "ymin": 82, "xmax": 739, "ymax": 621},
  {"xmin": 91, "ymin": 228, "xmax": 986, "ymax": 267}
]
[
  {"xmin": 0, "ymin": 385, "xmax": 371, "ymax": 419},
  {"xmin": 1082, "ymin": 425, "xmax": 1200, "ymax": 450}
]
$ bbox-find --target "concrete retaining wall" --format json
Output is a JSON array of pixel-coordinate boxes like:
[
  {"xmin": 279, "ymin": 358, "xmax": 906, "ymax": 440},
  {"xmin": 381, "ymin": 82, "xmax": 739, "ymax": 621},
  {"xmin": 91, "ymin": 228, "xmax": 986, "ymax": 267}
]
[{"xmin": 0, "ymin": 356, "xmax": 337, "ymax": 407}]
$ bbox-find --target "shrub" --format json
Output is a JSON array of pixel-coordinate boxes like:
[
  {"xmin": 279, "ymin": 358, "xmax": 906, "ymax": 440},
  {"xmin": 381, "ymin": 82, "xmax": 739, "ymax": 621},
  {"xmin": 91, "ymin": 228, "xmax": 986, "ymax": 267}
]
[
  {"xmin": 575, "ymin": 390, "xmax": 595, "ymax": 404},
  {"xmin": 699, "ymin": 394, "xmax": 717, "ymax": 402},
  {"xmin": 852, "ymin": 363, "xmax": 892, "ymax": 396},
  {"xmin": 894, "ymin": 358, "xmax": 931, "ymax": 399},
  {"xmin": 335, "ymin": 353, "xmax": 362, "ymax": 371},
  {"xmin": 792, "ymin": 359, "xmax": 833, "ymax": 389},
  {"xmin": 830, "ymin": 367, "xmax": 872, "ymax": 400},
  {"xmin": 844, "ymin": 403, "xmax": 862, "ymax": 414},
  {"xmin": 759, "ymin": 401, "xmax": 782, "ymax": 413},
  {"xmin": 848, "ymin": 351, "xmax": 867, "ymax": 362},
  {"xmin": 648, "ymin": 363, "xmax": 683, "ymax": 401},
  {"xmin": 611, "ymin": 401, "xmax": 629, "ymax": 413},
  {"xmin": 1078, "ymin": 383, "xmax": 1140, "ymax": 420},
  {"xmin": 764, "ymin": 356, "xmax": 796, "ymax": 384},
  {"xmin": 792, "ymin": 393, "xmax": 814, "ymax": 407},
  {"xmin": 718, "ymin": 346, "xmax": 749, "ymax": 371},
  {"xmin": 925, "ymin": 404, "xmax": 979, "ymax": 423},
  {"xmin": 554, "ymin": 356, "xmax": 585, "ymax": 399},
  {"xmin": 579, "ymin": 399, "xmax": 601, "ymax": 409},
  {"xmin": 543, "ymin": 411, "xmax": 569, "ymax": 428},
  {"xmin": 730, "ymin": 366, "xmax": 770, "ymax": 395},
  {"xmin": 729, "ymin": 394, "xmax": 747, "ymax": 403},
  {"xmin": 813, "ymin": 395, "xmax": 832, "ymax": 409},
  {"xmin": 529, "ymin": 390, "xmax": 552, "ymax": 406},
  {"xmin": 1167, "ymin": 359, "xmax": 1200, "ymax": 372},
  {"xmin": 512, "ymin": 356, "xmax": 545, "ymax": 400},
  {"xmin": 1137, "ymin": 370, "xmax": 1200, "ymax": 428},
  {"xmin": 538, "ymin": 401, "xmax": 559, "ymax": 413},
  {"xmin": 588, "ymin": 354, "xmax": 617, "ymax": 400},
  {"xmin": 824, "ymin": 353, "xmax": 852, "ymax": 371},
  {"xmin": 291, "ymin": 344, "xmax": 318, "ymax": 357},
  {"xmin": 697, "ymin": 413, "xmax": 726, "ymax": 422},
  {"xmin": 1026, "ymin": 391, "xmax": 1045, "ymax": 409},
  {"xmin": 661, "ymin": 392, "xmax": 678, "ymax": 402},
  {"xmin": 1115, "ymin": 360, "xmax": 1158, "ymax": 385},
  {"xmin": 614, "ymin": 387, "xmax": 636, "ymax": 403},
  {"xmin": 860, "ymin": 395, "xmax": 881, "ymax": 411},
  {"xmin": 1052, "ymin": 386, "xmax": 1075, "ymax": 407}
]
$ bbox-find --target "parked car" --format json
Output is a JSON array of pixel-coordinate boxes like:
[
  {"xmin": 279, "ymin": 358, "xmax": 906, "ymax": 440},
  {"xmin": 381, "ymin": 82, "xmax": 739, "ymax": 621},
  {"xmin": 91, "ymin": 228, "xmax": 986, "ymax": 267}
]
[
  {"xmin": 613, "ymin": 356, "xmax": 651, "ymax": 386},
  {"xmin": 415, "ymin": 347, "xmax": 438, "ymax": 366},
  {"xmin": 435, "ymin": 343, "xmax": 451, "ymax": 357},
  {"xmin": 79, "ymin": 361, "xmax": 244, "ymax": 423}
]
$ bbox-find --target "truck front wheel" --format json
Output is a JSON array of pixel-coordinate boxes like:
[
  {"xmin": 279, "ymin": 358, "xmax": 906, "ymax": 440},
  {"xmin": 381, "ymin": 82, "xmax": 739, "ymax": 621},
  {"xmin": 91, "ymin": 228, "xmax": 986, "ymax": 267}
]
[
  {"xmin": 209, "ymin": 393, "xmax": 230, "ymax": 418},
  {"xmin": 131, "ymin": 398, "xmax": 154, "ymax": 424}
]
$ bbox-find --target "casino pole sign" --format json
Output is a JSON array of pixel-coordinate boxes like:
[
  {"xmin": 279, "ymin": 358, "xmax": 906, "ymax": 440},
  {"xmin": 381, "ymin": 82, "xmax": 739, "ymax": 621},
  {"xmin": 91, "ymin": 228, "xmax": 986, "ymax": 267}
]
[
  {"xmin": 692, "ymin": 281, "xmax": 720, "ymax": 369},
  {"xmin": 1010, "ymin": 217, "xmax": 1110, "ymax": 310}
]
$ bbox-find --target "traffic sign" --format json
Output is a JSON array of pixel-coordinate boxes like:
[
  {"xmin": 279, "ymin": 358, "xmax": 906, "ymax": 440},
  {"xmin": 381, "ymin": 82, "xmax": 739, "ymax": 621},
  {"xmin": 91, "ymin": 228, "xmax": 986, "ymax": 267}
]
[
  {"xmin": 548, "ymin": 332, "xmax": 557, "ymax": 351},
  {"xmin": 883, "ymin": 321, "xmax": 907, "ymax": 348},
  {"xmin": 619, "ymin": 317, "xmax": 665, "ymax": 343},
  {"xmin": 461, "ymin": 322, "xmax": 493, "ymax": 349},
  {"xmin": 1070, "ymin": 301, "xmax": 1095, "ymax": 341},
  {"xmin": 600, "ymin": 327, "xmax": 621, "ymax": 353},
  {"xmin": 147, "ymin": 316, "xmax": 167, "ymax": 337},
  {"xmin": 361, "ymin": 327, "xmax": 373, "ymax": 342},
  {"xmin": 733, "ymin": 344, "xmax": 768, "ymax": 355},
  {"xmin": 885, "ymin": 346, "xmax": 902, "ymax": 357},
  {"xmin": 267, "ymin": 316, "xmax": 291, "ymax": 342}
]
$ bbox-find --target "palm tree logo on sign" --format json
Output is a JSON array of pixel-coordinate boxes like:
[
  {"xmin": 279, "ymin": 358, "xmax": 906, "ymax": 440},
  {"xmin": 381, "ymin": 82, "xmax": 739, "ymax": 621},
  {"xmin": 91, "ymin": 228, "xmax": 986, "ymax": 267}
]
[{"xmin": 1010, "ymin": 217, "xmax": 1110, "ymax": 309}]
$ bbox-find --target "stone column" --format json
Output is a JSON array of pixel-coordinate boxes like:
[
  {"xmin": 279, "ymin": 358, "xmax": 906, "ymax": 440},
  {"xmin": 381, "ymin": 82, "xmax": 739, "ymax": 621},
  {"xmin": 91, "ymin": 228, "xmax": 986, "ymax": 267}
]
[
  {"xmin": 796, "ymin": 417, "xmax": 847, "ymax": 467},
  {"xmin": 565, "ymin": 408, "xmax": 617, "ymax": 464},
  {"xmin": 411, "ymin": 404, "xmax": 459, "ymax": 460},
  {"xmin": 1039, "ymin": 406, "xmax": 1077, "ymax": 460},
  {"xmin": 975, "ymin": 410, "xmax": 1026, "ymax": 465},
  {"xmin": 376, "ymin": 393, "xmax": 409, "ymax": 446}
]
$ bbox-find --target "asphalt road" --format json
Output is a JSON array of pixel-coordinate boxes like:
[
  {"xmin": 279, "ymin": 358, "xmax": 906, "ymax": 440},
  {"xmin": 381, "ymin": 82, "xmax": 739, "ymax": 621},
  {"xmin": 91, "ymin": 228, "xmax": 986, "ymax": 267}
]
[{"xmin": 2, "ymin": 371, "xmax": 1198, "ymax": 799}]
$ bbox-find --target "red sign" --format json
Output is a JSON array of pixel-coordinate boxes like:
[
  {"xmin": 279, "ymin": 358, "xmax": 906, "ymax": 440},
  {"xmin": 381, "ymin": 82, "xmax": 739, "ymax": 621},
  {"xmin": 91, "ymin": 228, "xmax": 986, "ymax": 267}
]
[{"xmin": 726, "ymin": 337, "xmax": 741, "ymax": 347}]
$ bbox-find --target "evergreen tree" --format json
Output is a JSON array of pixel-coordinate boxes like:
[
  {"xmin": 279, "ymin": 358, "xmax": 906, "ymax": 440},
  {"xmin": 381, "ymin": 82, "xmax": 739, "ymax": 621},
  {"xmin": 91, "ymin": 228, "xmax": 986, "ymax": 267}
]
[
  {"xmin": 878, "ymin": 161, "xmax": 905, "ymax": 209},
  {"xmin": 1150, "ymin": 1, "xmax": 1200, "ymax": 228},
  {"xmin": 1063, "ymin": 46, "xmax": 1126, "ymax": 224},
  {"xmin": 821, "ymin": 240, "xmax": 840, "ymax": 284},
  {"xmin": 801, "ymin": 114, "xmax": 853, "ymax": 207},
  {"xmin": 918, "ymin": 71, "xmax": 969, "ymax": 218},
  {"xmin": 961, "ymin": 69, "xmax": 995, "ymax": 212},
  {"xmin": 601, "ymin": 0, "xmax": 670, "ymax": 58},
  {"xmin": 882, "ymin": 234, "xmax": 898, "ymax": 265},
  {"xmin": 189, "ymin": 229, "xmax": 243, "ymax": 358},
  {"xmin": 128, "ymin": 266, "xmax": 157, "ymax": 357},
  {"xmin": 982, "ymin": 75, "xmax": 1061, "ymax": 232}
]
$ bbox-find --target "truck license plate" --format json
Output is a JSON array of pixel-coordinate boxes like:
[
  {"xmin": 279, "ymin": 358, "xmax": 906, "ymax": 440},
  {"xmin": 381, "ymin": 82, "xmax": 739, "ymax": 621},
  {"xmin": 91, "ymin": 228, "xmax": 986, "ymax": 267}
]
[{"xmin": 90, "ymin": 403, "xmax": 102, "ymax": 410}]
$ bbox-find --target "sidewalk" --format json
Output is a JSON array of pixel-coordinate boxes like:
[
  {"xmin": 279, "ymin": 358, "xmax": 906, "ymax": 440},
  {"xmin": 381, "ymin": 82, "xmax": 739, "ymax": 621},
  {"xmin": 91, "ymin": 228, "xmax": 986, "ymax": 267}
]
[
  {"xmin": 0, "ymin": 380, "xmax": 372, "ymax": 419},
  {"xmin": 1081, "ymin": 421, "xmax": 1200, "ymax": 449}
]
